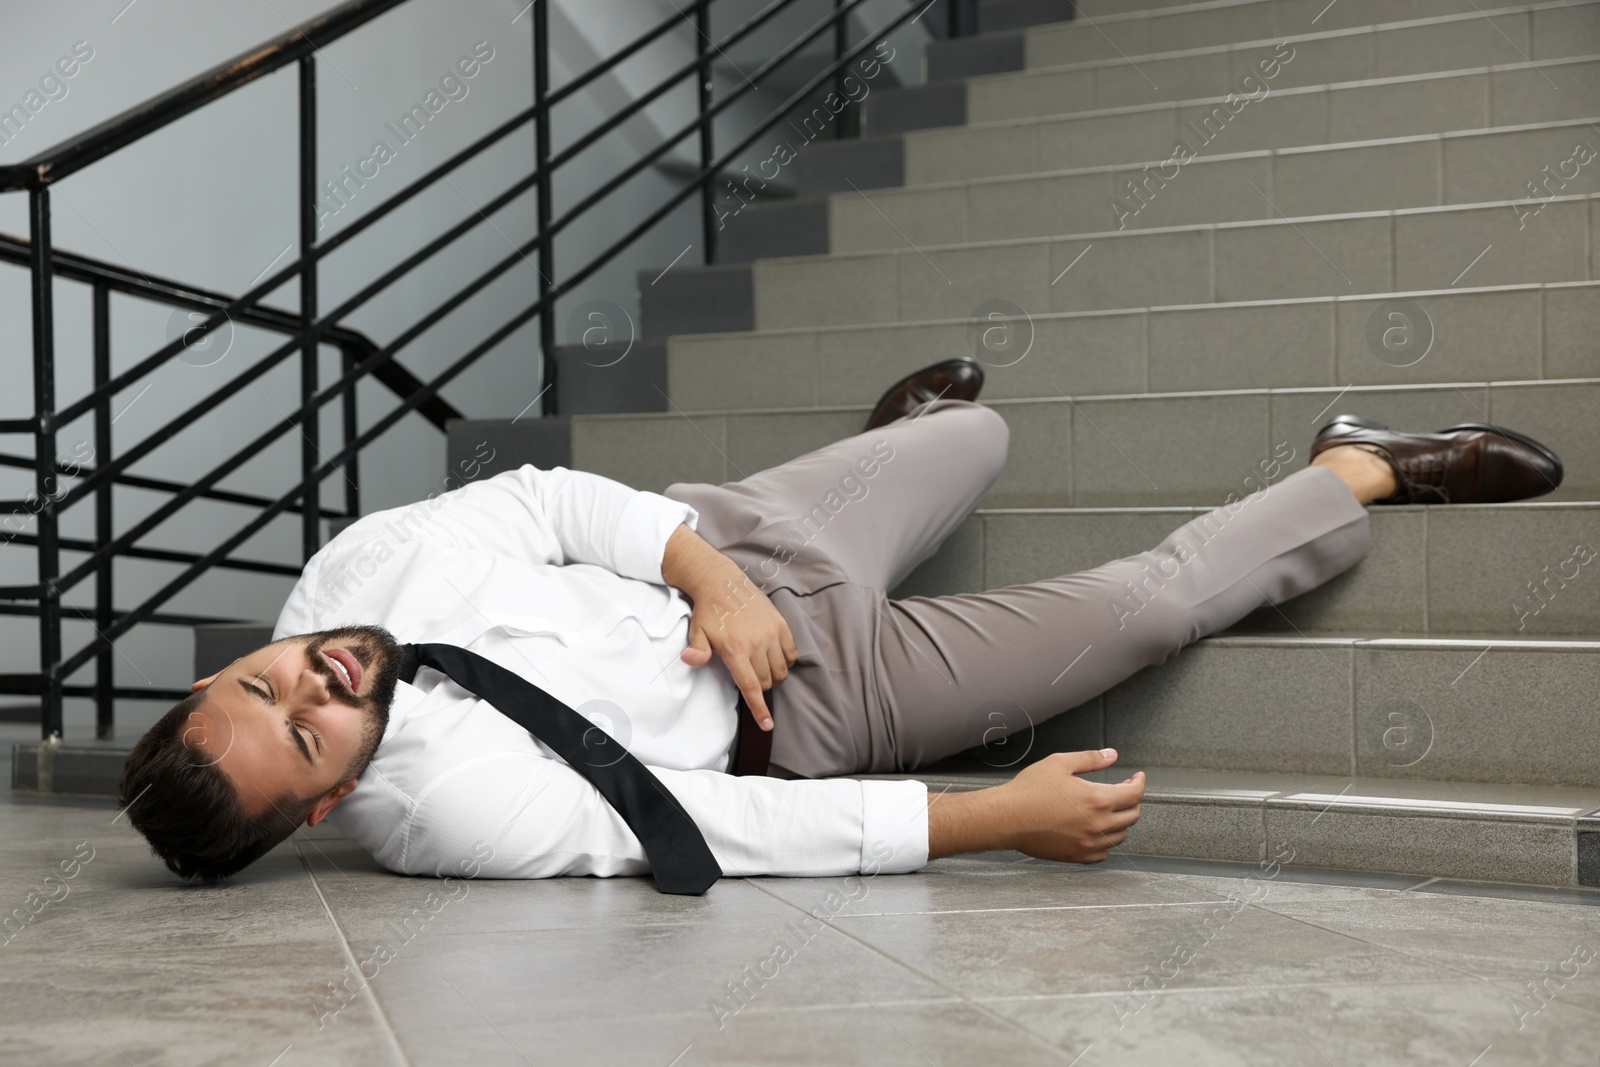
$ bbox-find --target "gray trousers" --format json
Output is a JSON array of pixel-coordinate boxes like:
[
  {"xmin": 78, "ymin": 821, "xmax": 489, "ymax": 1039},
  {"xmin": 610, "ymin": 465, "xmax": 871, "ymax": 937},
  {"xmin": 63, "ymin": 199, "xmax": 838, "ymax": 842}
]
[{"xmin": 662, "ymin": 398, "xmax": 1370, "ymax": 779}]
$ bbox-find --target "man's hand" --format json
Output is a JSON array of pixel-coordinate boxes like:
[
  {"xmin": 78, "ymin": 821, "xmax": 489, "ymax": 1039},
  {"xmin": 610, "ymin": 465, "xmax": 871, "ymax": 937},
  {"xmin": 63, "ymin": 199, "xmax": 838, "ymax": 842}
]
[
  {"xmin": 662, "ymin": 524, "xmax": 797, "ymax": 731},
  {"xmin": 927, "ymin": 749, "xmax": 1145, "ymax": 863}
]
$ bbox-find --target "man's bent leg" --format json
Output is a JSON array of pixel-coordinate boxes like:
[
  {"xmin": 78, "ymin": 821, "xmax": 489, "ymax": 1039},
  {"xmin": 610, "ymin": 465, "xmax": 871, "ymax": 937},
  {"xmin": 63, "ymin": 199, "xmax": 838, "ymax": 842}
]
[
  {"xmin": 846, "ymin": 464, "xmax": 1371, "ymax": 773},
  {"xmin": 661, "ymin": 398, "xmax": 1008, "ymax": 596}
]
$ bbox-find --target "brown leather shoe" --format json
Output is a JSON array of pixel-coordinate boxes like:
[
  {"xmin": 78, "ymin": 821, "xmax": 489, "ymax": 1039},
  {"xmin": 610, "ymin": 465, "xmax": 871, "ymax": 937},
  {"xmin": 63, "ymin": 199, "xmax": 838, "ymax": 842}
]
[
  {"xmin": 1310, "ymin": 414, "xmax": 1564, "ymax": 504},
  {"xmin": 863, "ymin": 357, "xmax": 985, "ymax": 432}
]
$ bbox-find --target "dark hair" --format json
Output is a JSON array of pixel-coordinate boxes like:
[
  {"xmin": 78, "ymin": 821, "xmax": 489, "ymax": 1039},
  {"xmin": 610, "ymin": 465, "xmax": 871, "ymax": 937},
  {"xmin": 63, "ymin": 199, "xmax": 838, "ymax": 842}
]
[{"xmin": 120, "ymin": 689, "xmax": 318, "ymax": 883}]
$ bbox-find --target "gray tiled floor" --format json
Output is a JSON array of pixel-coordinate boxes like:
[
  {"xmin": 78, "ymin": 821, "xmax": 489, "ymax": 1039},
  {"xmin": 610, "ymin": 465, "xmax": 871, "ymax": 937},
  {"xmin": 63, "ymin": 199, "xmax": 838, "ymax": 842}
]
[{"xmin": 6, "ymin": 792, "xmax": 1600, "ymax": 1066}]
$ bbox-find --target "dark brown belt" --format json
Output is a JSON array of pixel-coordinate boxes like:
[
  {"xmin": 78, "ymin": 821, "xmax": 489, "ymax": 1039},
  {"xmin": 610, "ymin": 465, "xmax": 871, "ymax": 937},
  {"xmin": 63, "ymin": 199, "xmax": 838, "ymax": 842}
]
[{"xmin": 730, "ymin": 691, "xmax": 773, "ymax": 776}]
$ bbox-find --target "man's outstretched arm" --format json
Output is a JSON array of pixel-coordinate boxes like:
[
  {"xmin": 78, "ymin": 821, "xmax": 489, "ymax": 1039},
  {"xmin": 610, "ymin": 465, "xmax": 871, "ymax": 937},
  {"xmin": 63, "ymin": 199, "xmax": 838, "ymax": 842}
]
[{"xmin": 927, "ymin": 749, "xmax": 1146, "ymax": 863}]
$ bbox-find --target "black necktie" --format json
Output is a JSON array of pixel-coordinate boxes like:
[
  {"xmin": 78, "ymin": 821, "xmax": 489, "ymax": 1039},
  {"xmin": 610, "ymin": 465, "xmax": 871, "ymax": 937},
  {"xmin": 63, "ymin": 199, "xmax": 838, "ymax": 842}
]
[{"xmin": 395, "ymin": 642, "xmax": 723, "ymax": 895}]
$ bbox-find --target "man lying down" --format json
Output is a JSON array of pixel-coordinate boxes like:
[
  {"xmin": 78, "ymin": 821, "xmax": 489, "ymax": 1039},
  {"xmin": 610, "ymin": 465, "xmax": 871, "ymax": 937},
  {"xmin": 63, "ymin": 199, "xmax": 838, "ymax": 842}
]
[{"xmin": 118, "ymin": 360, "xmax": 1561, "ymax": 891}]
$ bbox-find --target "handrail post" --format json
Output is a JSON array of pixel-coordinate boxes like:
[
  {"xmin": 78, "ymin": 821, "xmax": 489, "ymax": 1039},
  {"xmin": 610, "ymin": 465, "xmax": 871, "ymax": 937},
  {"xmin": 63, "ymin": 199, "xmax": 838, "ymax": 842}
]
[
  {"xmin": 298, "ymin": 55, "xmax": 320, "ymax": 560},
  {"xmin": 92, "ymin": 283, "xmax": 114, "ymax": 738},
  {"xmin": 340, "ymin": 346, "xmax": 360, "ymax": 518},
  {"xmin": 28, "ymin": 188, "xmax": 63, "ymax": 741},
  {"xmin": 834, "ymin": 0, "xmax": 849, "ymax": 138},
  {"xmin": 695, "ymin": 0, "xmax": 717, "ymax": 264},
  {"xmin": 534, "ymin": 0, "xmax": 557, "ymax": 417}
]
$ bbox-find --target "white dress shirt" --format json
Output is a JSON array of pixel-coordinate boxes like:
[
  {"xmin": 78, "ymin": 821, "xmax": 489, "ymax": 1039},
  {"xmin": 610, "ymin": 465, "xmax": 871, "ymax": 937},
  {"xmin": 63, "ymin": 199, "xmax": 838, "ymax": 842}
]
[{"xmin": 272, "ymin": 463, "xmax": 930, "ymax": 881}]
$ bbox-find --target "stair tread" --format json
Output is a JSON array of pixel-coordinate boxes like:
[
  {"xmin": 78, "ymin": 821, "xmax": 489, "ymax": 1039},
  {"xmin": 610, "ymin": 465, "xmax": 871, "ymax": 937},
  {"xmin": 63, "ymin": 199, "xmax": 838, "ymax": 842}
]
[
  {"xmin": 661, "ymin": 278, "xmax": 1596, "ymax": 343},
  {"xmin": 864, "ymin": 763, "xmax": 1600, "ymax": 817},
  {"xmin": 553, "ymin": 374, "xmax": 1600, "ymax": 420}
]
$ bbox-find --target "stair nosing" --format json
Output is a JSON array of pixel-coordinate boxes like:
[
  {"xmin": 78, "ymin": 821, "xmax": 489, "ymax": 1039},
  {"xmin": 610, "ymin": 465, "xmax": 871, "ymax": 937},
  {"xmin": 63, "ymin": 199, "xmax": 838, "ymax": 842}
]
[
  {"xmin": 909, "ymin": 53, "xmax": 1600, "ymax": 135},
  {"xmin": 564, "ymin": 375, "xmax": 1600, "ymax": 420},
  {"xmin": 711, "ymin": 190, "xmax": 1600, "ymax": 269},
  {"xmin": 661, "ymin": 279, "xmax": 1598, "ymax": 345},
  {"xmin": 879, "ymin": 116, "xmax": 1600, "ymax": 196}
]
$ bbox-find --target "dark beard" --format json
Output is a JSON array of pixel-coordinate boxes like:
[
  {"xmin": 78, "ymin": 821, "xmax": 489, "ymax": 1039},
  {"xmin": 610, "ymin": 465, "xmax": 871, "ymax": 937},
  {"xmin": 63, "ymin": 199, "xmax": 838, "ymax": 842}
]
[{"xmin": 301, "ymin": 624, "xmax": 402, "ymax": 780}]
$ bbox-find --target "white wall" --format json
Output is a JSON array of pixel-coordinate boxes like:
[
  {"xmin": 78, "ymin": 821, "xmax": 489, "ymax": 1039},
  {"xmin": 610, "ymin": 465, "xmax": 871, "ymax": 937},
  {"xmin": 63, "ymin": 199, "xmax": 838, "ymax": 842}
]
[{"xmin": 0, "ymin": 0, "xmax": 924, "ymax": 733}]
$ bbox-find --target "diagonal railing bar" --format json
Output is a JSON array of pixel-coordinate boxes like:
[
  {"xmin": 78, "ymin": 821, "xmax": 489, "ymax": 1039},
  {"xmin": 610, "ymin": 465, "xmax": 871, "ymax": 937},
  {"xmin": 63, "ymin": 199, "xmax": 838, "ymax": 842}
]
[
  {"xmin": 56, "ymin": 0, "xmax": 928, "ymax": 576},
  {"xmin": 55, "ymin": 248, "xmax": 579, "ymax": 677},
  {"xmin": 57, "ymin": 0, "xmax": 884, "ymax": 503},
  {"xmin": 14, "ymin": 0, "xmax": 941, "ymax": 730},
  {"xmin": 4, "ymin": 531, "xmax": 302, "ymax": 578},
  {"xmin": 45, "ymin": 0, "xmax": 802, "ymax": 432},
  {"xmin": 40, "ymin": 0, "xmax": 744, "ymax": 427},
  {"xmin": 0, "ymin": 234, "xmax": 456, "ymax": 433},
  {"xmin": 0, "ymin": 451, "xmax": 346, "ymax": 519},
  {"xmin": 548, "ymin": 0, "xmax": 933, "ymax": 300},
  {"xmin": 544, "ymin": 0, "xmax": 878, "ymax": 245}
]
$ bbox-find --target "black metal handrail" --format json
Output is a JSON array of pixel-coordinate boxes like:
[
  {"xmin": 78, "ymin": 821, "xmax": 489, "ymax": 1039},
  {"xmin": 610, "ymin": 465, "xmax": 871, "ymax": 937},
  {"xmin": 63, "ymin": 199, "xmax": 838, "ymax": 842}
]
[{"xmin": 5, "ymin": 0, "xmax": 947, "ymax": 741}]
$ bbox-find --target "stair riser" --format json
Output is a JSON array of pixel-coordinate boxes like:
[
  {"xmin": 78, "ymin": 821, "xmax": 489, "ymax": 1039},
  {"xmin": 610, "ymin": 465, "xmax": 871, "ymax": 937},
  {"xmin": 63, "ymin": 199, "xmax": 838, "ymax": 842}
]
[
  {"xmin": 1026, "ymin": 640, "xmax": 1600, "ymax": 787},
  {"xmin": 823, "ymin": 123, "xmax": 1600, "ymax": 256},
  {"xmin": 976, "ymin": 0, "xmax": 1073, "ymax": 36},
  {"xmin": 1037, "ymin": 0, "xmax": 1566, "ymax": 67},
  {"xmin": 665, "ymin": 283, "xmax": 1599, "ymax": 407},
  {"xmin": 888, "ymin": 503, "xmax": 1600, "ymax": 638},
  {"xmin": 556, "ymin": 381, "xmax": 1600, "ymax": 506},
  {"xmin": 911, "ymin": 58, "xmax": 1600, "ymax": 184},
  {"xmin": 704, "ymin": 198, "xmax": 1597, "ymax": 338}
]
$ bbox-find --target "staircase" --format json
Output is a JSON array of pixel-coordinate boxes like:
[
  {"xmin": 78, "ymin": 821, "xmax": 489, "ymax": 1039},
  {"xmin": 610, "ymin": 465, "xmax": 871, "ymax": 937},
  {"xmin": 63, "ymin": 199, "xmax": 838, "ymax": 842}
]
[
  {"xmin": 23, "ymin": 0, "xmax": 1598, "ymax": 889},
  {"xmin": 455, "ymin": 0, "xmax": 1600, "ymax": 888}
]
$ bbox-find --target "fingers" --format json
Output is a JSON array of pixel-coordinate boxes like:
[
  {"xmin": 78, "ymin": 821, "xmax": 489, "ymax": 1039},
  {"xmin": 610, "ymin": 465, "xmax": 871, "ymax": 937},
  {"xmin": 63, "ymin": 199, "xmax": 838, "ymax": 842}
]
[
  {"xmin": 1098, "ymin": 771, "xmax": 1146, "ymax": 811},
  {"xmin": 728, "ymin": 659, "xmax": 773, "ymax": 731},
  {"xmin": 765, "ymin": 643, "xmax": 790, "ymax": 688},
  {"xmin": 680, "ymin": 625, "xmax": 714, "ymax": 667},
  {"xmin": 1056, "ymin": 747, "xmax": 1120, "ymax": 775}
]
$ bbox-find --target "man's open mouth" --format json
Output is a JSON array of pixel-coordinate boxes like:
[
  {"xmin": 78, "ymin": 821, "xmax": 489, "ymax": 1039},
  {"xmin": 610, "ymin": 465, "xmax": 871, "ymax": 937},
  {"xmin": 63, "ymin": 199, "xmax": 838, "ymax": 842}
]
[{"xmin": 323, "ymin": 647, "xmax": 363, "ymax": 693}]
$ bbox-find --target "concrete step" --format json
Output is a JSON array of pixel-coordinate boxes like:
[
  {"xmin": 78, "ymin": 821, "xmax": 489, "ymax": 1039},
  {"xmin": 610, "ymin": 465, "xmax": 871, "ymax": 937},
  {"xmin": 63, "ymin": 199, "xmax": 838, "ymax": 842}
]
[
  {"xmin": 977, "ymin": 0, "xmax": 1076, "ymax": 35},
  {"xmin": 865, "ymin": 764, "xmax": 1600, "ymax": 887},
  {"xmin": 791, "ymin": 54, "xmax": 1597, "ymax": 196},
  {"xmin": 518, "ymin": 378, "xmax": 1600, "ymax": 506},
  {"xmin": 650, "ymin": 193, "xmax": 1599, "ymax": 337},
  {"xmin": 11, "ymin": 737, "xmax": 136, "ymax": 797},
  {"xmin": 446, "ymin": 413, "xmax": 1598, "ymax": 634},
  {"xmin": 1049, "ymin": 0, "xmax": 1574, "ymax": 65},
  {"xmin": 664, "ymin": 280, "xmax": 1599, "ymax": 408},
  {"xmin": 884, "ymin": 0, "xmax": 1597, "ymax": 135},
  {"xmin": 948, "ymin": 0, "xmax": 1568, "ymax": 78},
  {"xmin": 912, "ymin": 633, "xmax": 1600, "ymax": 789},
  {"xmin": 888, "ymin": 500, "xmax": 1600, "ymax": 637},
  {"xmin": 724, "ymin": 118, "xmax": 1600, "ymax": 264}
]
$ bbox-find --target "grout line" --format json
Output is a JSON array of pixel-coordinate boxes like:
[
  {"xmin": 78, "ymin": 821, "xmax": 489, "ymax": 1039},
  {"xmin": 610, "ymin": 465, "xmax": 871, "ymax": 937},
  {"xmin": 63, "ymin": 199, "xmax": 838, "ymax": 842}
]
[
  {"xmin": 1538, "ymin": 285, "xmax": 1547, "ymax": 380},
  {"xmin": 743, "ymin": 879, "xmax": 1083, "ymax": 1063},
  {"xmin": 1141, "ymin": 307, "xmax": 1151, "ymax": 394},
  {"xmin": 1436, "ymin": 135, "xmax": 1446, "ymax": 206},
  {"xmin": 1207, "ymin": 224, "xmax": 1218, "ymax": 303},
  {"xmin": 1421, "ymin": 507, "xmax": 1431, "ymax": 634},
  {"xmin": 295, "ymin": 843, "xmax": 412, "ymax": 1067},
  {"xmin": 1348, "ymin": 644, "xmax": 1358, "ymax": 777},
  {"xmin": 1328, "ymin": 296, "xmax": 1338, "ymax": 383}
]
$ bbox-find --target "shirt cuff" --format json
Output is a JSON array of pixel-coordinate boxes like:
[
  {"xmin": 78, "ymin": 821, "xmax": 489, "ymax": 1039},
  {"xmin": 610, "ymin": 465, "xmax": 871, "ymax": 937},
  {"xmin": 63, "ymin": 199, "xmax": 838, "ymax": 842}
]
[
  {"xmin": 613, "ymin": 491, "xmax": 700, "ymax": 585},
  {"xmin": 858, "ymin": 779, "xmax": 931, "ymax": 875}
]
